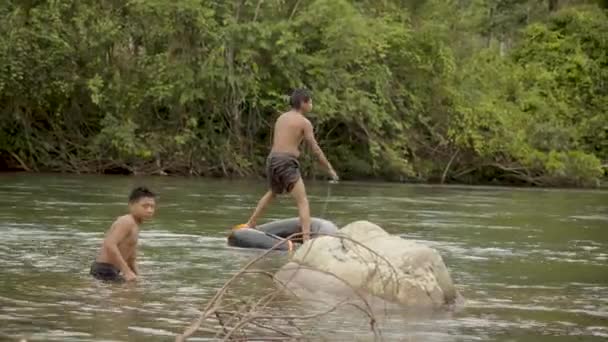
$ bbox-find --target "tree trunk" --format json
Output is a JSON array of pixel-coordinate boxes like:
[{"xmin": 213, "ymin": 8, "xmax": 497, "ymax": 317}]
[
  {"xmin": 548, "ymin": 0, "xmax": 559, "ymax": 12},
  {"xmin": 486, "ymin": 7, "xmax": 494, "ymax": 48}
]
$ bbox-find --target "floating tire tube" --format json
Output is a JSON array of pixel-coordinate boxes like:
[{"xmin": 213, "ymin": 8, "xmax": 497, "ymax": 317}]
[{"xmin": 227, "ymin": 217, "xmax": 338, "ymax": 250}]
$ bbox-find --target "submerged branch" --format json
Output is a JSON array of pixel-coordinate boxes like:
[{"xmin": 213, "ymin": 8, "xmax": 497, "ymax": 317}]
[{"xmin": 175, "ymin": 231, "xmax": 386, "ymax": 341}]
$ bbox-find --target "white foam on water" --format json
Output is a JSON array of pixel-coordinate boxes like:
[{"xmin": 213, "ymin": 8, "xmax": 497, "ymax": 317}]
[
  {"xmin": 502, "ymin": 284, "xmax": 565, "ymax": 290},
  {"xmin": 486, "ymin": 298, "xmax": 513, "ymax": 303},
  {"xmin": 570, "ymin": 215, "xmax": 608, "ymax": 222},
  {"xmin": 545, "ymin": 256, "xmax": 604, "ymax": 265},
  {"xmin": 29, "ymin": 330, "xmax": 92, "ymax": 339},
  {"xmin": 155, "ymin": 317, "xmax": 184, "ymax": 325},
  {"xmin": 0, "ymin": 190, "xmax": 34, "ymax": 196},
  {"xmin": 415, "ymin": 221, "xmax": 471, "ymax": 229},
  {"xmin": 128, "ymin": 326, "xmax": 177, "ymax": 336},
  {"xmin": 470, "ymin": 301, "xmax": 608, "ymax": 319},
  {"xmin": 219, "ymin": 205, "xmax": 249, "ymax": 210},
  {"xmin": 470, "ymin": 247, "xmax": 516, "ymax": 256},
  {"xmin": 79, "ymin": 306, "xmax": 123, "ymax": 314},
  {"xmin": 141, "ymin": 231, "xmax": 204, "ymax": 239},
  {"xmin": 571, "ymin": 239, "xmax": 604, "ymax": 246},
  {"xmin": 34, "ymin": 200, "xmax": 108, "ymax": 207},
  {"xmin": 461, "ymin": 255, "xmax": 490, "ymax": 261},
  {"xmin": 484, "ymin": 225, "xmax": 524, "ymax": 230},
  {"xmin": 0, "ymin": 184, "xmax": 42, "ymax": 190},
  {"xmin": 556, "ymin": 321, "xmax": 577, "ymax": 327},
  {"xmin": 57, "ymin": 300, "xmax": 83, "ymax": 306}
]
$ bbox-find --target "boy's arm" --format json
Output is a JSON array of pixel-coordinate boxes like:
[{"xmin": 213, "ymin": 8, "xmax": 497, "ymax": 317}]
[
  {"xmin": 303, "ymin": 119, "xmax": 338, "ymax": 180},
  {"xmin": 103, "ymin": 217, "xmax": 136, "ymax": 278},
  {"xmin": 127, "ymin": 252, "xmax": 138, "ymax": 275}
]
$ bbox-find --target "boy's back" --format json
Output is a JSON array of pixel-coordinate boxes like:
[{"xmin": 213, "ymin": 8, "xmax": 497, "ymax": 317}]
[{"xmin": 271, "ymin": 111, "xmax": 307, "ymax": 157}]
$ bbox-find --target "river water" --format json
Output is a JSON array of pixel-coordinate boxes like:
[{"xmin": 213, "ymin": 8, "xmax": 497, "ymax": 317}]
[{"xmin": 0, "ymin": 173, "xmax": 606, "ymax": 341}]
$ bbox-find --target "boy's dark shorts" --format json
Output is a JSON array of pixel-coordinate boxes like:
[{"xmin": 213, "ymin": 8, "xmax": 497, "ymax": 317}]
[
  {"xmin": 90, "ymin": 261, "xmax": 124, "ymax": 282},
  {"xmin": 266, "ymin": 152, "xmax": 301, "ymax": 194}
]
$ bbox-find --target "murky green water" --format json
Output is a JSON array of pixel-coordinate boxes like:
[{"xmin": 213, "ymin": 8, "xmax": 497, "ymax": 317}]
[{"xmin": 0, "ymin": 173, "xmax": 606, "ymax": 341}]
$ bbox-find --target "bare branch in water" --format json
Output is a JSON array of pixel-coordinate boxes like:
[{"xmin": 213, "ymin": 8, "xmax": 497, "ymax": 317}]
[{"xmin": 175, "ymin": 231, "xmax": 392, "ymax": 341}]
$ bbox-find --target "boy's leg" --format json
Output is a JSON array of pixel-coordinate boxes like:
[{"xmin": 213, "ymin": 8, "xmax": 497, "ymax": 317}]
[
  {"xmin": 289, "ymin": 178, "xmax": 311, "ymax": 241},
  {"xmin": 246, "ymin": 190, "xmax": 275, "ymax": 228}
]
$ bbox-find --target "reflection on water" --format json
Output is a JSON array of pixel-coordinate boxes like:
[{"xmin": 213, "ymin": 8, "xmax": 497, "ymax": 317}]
[{"xmin": 0, "ymin": 173, "xmax": 607, "ymax": 341}]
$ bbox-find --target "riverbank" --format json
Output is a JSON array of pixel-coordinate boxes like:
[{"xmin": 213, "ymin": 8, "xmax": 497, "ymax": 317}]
[
  {"xmin": 1, "ymin": 2, "xmax": 606, "ymax": 193},
  {"xmin": 1, "ymin": 168, "xmax": 606, "ymax": 190}
]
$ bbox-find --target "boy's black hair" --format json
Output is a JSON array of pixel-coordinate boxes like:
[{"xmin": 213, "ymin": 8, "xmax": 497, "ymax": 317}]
[
  {"xmin": 290, "ymin": 88, "xmax": 312, "ymax": 110},
  {"xmin": 129, "ymin": 186, "xmax": 156, "ymax": 203}
]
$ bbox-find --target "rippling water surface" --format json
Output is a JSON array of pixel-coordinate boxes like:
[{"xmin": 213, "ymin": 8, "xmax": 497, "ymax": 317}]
[{"xmin": 0, "ymin": 173, "xmax": 606, "ymax": 341}]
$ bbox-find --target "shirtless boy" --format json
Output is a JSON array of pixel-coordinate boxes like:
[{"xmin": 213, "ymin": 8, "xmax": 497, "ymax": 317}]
[
  {"xmin": 244, "ymin": 88, "xmax": 339, "ymax": 241},
  {"xmin": 90, "ymin": 187, "xmax": 156, "ymax": 282}
]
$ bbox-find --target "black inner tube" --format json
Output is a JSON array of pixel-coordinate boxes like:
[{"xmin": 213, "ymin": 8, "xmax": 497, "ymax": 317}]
[{"xmin": 227, "ymin": 217, "xmax": 338, "ymax": 250}]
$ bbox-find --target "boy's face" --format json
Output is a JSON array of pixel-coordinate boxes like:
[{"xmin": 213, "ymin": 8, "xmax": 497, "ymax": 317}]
[
  {"xmin": 302, "ymin": 99, "xmax": 313, "ymax": 113},
  {"xmin": 129, "ymin": 197, "xmax": 156, "ymax": 221}
]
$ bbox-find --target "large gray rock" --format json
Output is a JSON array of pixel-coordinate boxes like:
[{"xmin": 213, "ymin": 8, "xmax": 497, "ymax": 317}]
[{"xmin": 274, "ymin": 221, "xmax": 462, "ymax": 308}]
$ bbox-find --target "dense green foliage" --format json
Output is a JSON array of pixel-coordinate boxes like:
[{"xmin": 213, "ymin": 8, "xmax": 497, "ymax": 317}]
[{"xmin": 1, "ymin": 0, "xmax": 606, "ymax": 186}]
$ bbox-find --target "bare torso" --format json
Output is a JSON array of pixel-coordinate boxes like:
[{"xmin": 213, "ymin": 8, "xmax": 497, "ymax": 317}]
[
  {"xmin": 270, "ymin": 111, "xmax": 307, "ymax": 157},
  {"xmin": 96, "ymin": 214, "xmax": 139, "ymax": 267}
]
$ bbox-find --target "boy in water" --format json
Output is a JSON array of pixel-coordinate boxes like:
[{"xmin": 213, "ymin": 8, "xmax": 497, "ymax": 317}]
[
  {"xmin": 90, "ymin": 187, "xmax": 156, "ymax": 282},
  {"xmin": 244, "ymin": 88, "xmax": 339, "ymax": 241}
]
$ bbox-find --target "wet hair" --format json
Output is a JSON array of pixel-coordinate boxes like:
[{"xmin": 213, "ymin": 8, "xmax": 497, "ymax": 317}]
[
  {"xmin": 290, "ymin": 88, "xmax": 312, "ymax": 110},
  {"xmin": 128, "ymin": 186, "xmax": 156, "ymax": 203}
]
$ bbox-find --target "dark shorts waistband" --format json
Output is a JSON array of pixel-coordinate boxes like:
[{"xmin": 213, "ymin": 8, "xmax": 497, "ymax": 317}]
[
  {"xmin": 267, "ymin": 151, "xmax": 298, "ymax": 159},
  {"xmin": 90, "ymin": 261, "xmax": 124, "ymax": 282}
]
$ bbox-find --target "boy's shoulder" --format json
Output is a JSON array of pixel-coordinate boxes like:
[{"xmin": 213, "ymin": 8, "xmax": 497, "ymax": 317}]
[
  {"xmin": 113, "ymin": 214, "xmax": 137, "ymax": 228},
  {"xmin": 278, "ymin": 111, "xmax": 309, "ymax": 125},
  {"xmin": 276, "ymin": 111, "xmax": 291, "ymax": 121}
]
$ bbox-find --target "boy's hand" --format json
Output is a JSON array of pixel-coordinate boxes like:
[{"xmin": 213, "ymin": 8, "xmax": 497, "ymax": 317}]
[
  {"xmin": 329, "ymin": 169, "xmax": 339, "ymax": 182},
  {"xmin": 123, "ymin": 270, "xmax": 137, "ymax": 282}
]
